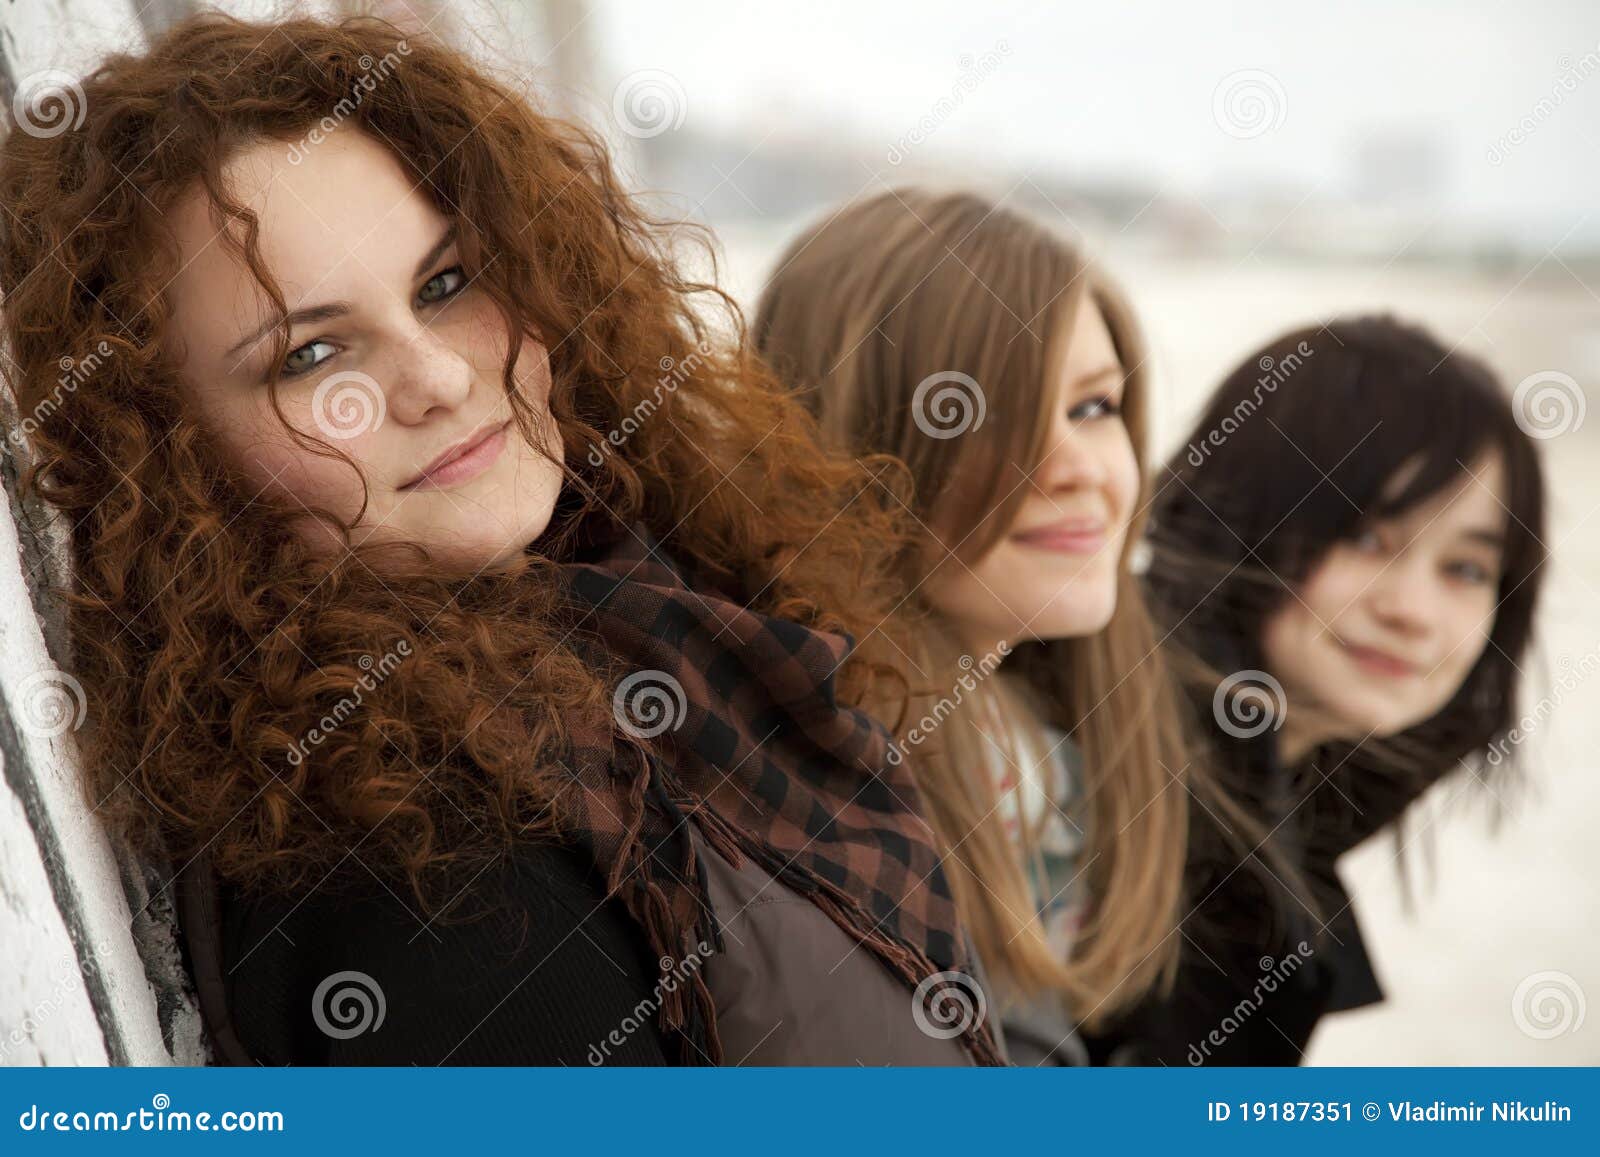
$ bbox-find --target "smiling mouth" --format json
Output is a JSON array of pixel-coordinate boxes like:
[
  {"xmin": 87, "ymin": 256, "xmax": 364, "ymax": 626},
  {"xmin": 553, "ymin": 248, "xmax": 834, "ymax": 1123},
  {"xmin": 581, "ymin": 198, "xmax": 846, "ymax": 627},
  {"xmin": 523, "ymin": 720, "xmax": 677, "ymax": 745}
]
[
  {"xmin": 1337, "ymin": 637, "xmax": 1418, "ymax": 679},
  {"xmin": 401, "ymin": 420, "xmax": 510, "ymax": 491},
  {"xmin": 1010, "ymin": 519, "xmax": 1109, "ymax": 554}
]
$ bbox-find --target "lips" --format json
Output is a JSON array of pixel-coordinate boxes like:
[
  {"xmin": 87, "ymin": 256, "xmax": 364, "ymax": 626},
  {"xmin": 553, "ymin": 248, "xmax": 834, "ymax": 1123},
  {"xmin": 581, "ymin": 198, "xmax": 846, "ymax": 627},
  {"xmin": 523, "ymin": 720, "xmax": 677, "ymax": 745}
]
[
  {"xmin": 401, "ymin": 419, "xmax": 510, "ymax": 491},
  {"xmin": 1010, "ymin": 517, "xmax": 1108, "ymax": 554},
  {"xmin": 1338, "ymin": 638, "xmax": 1418, "ymax": 678}
]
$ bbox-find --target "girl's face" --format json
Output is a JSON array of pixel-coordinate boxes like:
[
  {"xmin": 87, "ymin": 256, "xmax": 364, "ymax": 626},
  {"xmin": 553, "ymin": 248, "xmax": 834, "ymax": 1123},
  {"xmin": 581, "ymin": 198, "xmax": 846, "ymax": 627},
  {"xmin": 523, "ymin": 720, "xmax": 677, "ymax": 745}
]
[
  {"xmin": 925, "ymin": 291, "xmax": 1140, "ymax": 653},
  {"xmin": 1263, "ymin": 453, "xmax": 1508, "ymax": 750},
  {"xmin": 165, "ymin": 123, "xmax": 564, "ymax": 573}
]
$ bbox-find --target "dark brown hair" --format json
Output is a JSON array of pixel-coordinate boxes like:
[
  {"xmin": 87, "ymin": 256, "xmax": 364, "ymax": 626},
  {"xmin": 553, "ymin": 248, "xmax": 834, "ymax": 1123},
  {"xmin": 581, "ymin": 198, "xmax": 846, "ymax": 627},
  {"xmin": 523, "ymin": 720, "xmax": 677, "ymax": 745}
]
[{"xmin": 1150, "ymin": 315, "xmax": 1548, "ymax": 801}]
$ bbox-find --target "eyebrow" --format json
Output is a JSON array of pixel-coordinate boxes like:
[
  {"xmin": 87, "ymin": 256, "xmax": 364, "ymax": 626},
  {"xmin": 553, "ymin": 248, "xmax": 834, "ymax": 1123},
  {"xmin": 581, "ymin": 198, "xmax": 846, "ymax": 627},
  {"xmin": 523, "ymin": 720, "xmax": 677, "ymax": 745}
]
[
  {"xmin": 1459, "ymin": 527, "xmax": 1506, "ymax": 550},
  {"xmin": 223, "ymin": 222, "xmax": 460, "ymax": 363},
  {"xmin": 1071, "ymin": 365, "xmax": 1124, "ymax": 391}
]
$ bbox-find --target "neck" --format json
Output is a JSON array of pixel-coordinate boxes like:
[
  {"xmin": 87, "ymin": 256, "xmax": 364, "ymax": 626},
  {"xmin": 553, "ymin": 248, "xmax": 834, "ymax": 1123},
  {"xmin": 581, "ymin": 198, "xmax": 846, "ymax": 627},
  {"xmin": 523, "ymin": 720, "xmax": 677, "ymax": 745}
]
[
  {"xmin": 953, "ymin": 623, "xmax": 1016, "ymax": 667},
  {"xmin": 1276, "ymin": 705, "xmax": 1339, "ymax": 766}
]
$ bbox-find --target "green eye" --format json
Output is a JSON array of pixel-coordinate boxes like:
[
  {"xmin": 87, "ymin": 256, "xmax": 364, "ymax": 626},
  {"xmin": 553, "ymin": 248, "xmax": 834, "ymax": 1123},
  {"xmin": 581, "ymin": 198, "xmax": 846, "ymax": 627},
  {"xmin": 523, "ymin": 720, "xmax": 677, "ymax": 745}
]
[
  {"xmin": 281, "ymin": 339, "xmax": 335, "ymax": 378},
  {"xmin": 419, "ymin": 266, "xmax": 466, "ymax": 305}
]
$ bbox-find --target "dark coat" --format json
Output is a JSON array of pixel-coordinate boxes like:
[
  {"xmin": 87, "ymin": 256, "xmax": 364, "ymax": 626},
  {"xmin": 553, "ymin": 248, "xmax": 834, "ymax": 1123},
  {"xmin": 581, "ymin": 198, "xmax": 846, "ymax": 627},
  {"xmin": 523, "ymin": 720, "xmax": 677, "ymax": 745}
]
[{"xmin": 1082, "ymin": 727, "xmax": 1441, "ymax": 1066}]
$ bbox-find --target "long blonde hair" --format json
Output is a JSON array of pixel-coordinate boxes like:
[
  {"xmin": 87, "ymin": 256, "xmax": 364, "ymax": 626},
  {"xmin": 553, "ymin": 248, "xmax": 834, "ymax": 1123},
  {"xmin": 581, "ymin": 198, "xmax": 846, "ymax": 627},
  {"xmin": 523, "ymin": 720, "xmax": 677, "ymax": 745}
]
[{"xmin": 754, "ymin": 188, "xmax": 1207, "ymax": 1024}]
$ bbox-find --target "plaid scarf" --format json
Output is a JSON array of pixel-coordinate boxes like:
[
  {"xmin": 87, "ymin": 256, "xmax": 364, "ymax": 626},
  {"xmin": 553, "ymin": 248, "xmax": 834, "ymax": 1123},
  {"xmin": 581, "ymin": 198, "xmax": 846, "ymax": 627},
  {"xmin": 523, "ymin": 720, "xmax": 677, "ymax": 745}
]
[{"xmin": 554, "ymin": 516, "xmax": 1005, "ymax": 1066}]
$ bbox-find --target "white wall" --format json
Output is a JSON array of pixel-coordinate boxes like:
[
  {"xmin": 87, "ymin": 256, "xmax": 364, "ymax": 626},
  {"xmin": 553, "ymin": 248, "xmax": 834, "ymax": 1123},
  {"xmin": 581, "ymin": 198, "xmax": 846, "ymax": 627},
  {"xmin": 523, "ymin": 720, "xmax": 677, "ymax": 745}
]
[{"xmin": 0, "ymin": 0, "xmax": 206, "ymax": 1069}]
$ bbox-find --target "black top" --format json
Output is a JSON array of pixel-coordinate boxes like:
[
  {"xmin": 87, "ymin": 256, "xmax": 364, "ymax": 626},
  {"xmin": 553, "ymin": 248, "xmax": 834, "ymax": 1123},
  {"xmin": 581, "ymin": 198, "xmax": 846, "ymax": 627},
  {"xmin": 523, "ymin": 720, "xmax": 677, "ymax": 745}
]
[
  {"xmin": 217, "ymin": 839, "xmax": 673, "ymax": 1065},
  {"xmin": 1082, "ymin": 730, "xmax": 1417, "ymax": 1066}
]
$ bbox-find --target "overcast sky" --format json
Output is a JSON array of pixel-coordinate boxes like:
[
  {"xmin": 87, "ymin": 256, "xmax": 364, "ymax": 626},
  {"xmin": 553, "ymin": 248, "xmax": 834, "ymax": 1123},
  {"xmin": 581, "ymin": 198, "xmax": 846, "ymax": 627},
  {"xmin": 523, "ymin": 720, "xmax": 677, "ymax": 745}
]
[{"xmin": 592, "ymin": 0, "xmax": 1600, "ymax": 253}]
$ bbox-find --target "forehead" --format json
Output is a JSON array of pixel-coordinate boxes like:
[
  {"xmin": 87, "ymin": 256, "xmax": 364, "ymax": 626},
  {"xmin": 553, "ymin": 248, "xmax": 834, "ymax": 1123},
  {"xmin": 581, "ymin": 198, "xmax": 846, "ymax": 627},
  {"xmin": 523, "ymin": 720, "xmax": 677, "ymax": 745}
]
[
  {"xmin": 1048, "ymin": 288, "xmax": 1118, "ymax": 378},
  {"xmin": 164, "ymin": 126, "xmax": 443, "ymax": 362},
  {"xmin": 1381, "ymin": 451, "xmax": 1509, "ymax": 543}
]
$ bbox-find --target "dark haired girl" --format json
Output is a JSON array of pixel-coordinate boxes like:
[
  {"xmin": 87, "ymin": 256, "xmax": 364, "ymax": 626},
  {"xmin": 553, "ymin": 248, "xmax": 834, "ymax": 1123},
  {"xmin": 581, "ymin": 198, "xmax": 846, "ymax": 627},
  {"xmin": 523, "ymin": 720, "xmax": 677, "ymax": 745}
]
[{"xmin": 1085, "ymin": 315, "xmax": 1548, "ymax": 1064}]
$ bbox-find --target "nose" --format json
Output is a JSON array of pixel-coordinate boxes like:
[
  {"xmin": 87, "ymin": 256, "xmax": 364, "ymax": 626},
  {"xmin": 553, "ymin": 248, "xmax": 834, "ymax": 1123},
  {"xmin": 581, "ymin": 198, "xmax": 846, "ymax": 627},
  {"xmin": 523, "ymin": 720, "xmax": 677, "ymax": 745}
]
[
  {"xmin": 1033, "ymin": 405, "xmax": 1107, "ymax": 497},
  {"xmin": 1364, "ymin": 551, "xmax": 1437, "ymax": 638},
  {"xmin": 378, "ymin": 316, "xmax": 475, "ymax": 425}
]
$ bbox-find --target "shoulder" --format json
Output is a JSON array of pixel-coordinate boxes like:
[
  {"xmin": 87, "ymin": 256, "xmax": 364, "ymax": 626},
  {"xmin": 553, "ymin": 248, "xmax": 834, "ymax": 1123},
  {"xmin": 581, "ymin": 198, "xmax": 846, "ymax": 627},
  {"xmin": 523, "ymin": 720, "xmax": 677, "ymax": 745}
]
[{"xmin": 220, "ymin": 838, "xmax": 672, "ymax": 1066}]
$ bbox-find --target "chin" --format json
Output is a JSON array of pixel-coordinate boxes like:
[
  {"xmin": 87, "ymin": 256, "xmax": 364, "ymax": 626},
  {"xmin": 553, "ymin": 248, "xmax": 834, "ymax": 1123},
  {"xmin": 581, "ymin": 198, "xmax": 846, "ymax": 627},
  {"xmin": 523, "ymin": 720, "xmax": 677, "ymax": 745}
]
[
  {"xmin": 1319, "ymin": 694, "xmax": 1419, "ymax": 744},
  {"xmin": 1025, "ymin": 592, "xmax": 1118, "ymax": 641}
]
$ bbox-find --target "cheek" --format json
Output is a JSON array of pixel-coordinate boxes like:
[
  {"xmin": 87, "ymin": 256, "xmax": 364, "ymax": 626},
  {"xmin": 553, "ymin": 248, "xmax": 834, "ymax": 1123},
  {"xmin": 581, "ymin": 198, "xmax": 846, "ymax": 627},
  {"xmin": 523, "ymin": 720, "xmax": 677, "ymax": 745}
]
[
  {"xmin": 1296, "ymin": 553, "xmax": 1369, "ymax": 622},
  {"xmin": 1259, "ymin": 604, "xmax": 1302, "ymax": 675},
  {"xmin": 1441, "ymin": 593, "xmax": 1496, "ymax": 674},
  {"xmin": 1103, "ymin": 427, "xmax": 1140, "ymax": 525},
  {"xmin": 217, "ymin": 417, "xmax": 374, "ymax": 512},
  {"xmin": 518, "ymin": 339, "xmax": 553, "ymax": 398}
]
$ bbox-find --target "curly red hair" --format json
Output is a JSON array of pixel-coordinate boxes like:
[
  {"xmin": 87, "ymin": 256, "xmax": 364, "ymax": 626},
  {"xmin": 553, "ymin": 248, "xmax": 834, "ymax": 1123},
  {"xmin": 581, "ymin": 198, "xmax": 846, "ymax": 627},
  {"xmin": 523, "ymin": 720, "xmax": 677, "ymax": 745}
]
[{"xmin": 0, "ymin": 11, "xmax": 912, "ymax": 909}]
